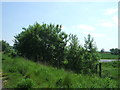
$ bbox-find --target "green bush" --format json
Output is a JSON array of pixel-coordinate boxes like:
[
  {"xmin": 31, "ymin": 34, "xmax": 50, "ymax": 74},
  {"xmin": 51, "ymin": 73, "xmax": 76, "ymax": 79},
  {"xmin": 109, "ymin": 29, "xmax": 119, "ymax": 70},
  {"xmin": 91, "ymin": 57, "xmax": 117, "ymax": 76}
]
[{"xmin": 16, "ymin": 78, "xmax": 35, "ymax": 88}]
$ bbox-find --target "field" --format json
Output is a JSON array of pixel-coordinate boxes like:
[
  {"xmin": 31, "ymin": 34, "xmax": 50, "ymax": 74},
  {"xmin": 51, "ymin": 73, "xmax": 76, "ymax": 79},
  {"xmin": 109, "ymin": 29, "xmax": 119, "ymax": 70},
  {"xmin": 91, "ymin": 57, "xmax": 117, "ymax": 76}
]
[
  {"xmin": 99, "ymin": 52, "xmax": 118, "ymax": 59},
  {"xmin": 2, "ymin": 53, "xmax": 119, "ymax": 88}
]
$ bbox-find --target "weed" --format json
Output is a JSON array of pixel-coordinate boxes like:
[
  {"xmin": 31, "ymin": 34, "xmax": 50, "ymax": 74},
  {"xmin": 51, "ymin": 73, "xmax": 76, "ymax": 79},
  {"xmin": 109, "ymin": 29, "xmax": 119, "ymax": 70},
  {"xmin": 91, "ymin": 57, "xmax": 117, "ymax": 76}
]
[
  {"xmin": 16, "ymin": 78, "xmax": 35, "ymax": 89},
  {"xmin": 8, "ymin": 66, "xmax": 17, "ymax": 73},
  {"xmin": 62, "ymin": 74, "xmax": 72, "ymax": 88}
]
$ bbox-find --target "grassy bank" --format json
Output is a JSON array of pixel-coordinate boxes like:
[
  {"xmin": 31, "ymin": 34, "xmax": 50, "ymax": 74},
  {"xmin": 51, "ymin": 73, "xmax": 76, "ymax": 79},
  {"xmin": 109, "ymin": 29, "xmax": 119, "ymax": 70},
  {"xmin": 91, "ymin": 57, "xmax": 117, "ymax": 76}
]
[
  {"xmin": 99, "ymin": 53, "xmax": 118, "ymax": 59},
  {"xmin": 2, "ymin": 53, "xmax": 119, "ymax": 88}
]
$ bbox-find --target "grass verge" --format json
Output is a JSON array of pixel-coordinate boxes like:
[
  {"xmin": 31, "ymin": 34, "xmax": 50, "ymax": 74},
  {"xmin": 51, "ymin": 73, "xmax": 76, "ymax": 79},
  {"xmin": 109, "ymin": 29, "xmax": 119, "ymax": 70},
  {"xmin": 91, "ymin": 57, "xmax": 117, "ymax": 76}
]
[{"xmin": 2, "ymin": 53, "xmax": 119, "ymax": 88}]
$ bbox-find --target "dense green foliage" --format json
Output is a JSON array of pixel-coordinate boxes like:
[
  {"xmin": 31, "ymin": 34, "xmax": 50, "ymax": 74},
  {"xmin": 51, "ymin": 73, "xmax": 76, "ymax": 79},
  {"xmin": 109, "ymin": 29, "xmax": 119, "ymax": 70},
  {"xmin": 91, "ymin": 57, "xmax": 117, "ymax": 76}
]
[
  {"xmin": 99, "ymin": 53, "xmax": 118, "ymax": 59},
  {"xmin": 2, "ymin": 53, "xmax": 119, "ymax": 88},
  {"xmin": 14, "ymin": 23, "xmax": 68, "ymax": 68},
  {"xmin": 14, "ymin": 22, "xmax": 100, "ymax": 74},
  {"xmin": 0, "ymin": 40, "xmax": 11, "ymax": 53},
  {"xmin": 65, "ymin": 34, "xmax": 84, "ymax": 73}
]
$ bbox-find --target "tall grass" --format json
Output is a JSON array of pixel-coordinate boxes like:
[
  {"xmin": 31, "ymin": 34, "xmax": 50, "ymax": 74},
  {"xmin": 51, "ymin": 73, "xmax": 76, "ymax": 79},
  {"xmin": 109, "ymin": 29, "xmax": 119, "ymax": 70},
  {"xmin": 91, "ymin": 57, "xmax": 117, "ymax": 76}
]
[
  {"xmin": 2, "ymin": 53, "xmax": 118, "ymax": 88},
  {"xmin": 101, "ymin": 61, "xmax": 119, "ymax": 80}
]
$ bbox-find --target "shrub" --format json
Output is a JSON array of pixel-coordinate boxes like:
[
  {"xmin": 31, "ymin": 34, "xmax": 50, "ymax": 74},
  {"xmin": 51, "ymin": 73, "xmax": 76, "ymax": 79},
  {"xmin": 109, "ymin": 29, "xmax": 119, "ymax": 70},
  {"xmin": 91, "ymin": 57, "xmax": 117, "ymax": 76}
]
[{"xmin": 16, "ymin": 78, "xmax": 35, "ymax": 88}]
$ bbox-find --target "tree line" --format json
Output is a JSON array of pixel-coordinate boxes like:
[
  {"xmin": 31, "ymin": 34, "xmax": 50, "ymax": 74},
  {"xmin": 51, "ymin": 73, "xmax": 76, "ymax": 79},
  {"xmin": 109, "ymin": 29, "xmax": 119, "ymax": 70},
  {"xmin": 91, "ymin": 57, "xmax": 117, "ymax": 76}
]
[
  {"xmin": 100, "ymin": 48, "xmax": 120, "ymax": 55},
  {"xmin": 1, "ymin": 22, "xmax": 100, "ymax": 74},
  {"xmin": 110, "ymin": 48, "xmax": 120, "ymax": 55}
]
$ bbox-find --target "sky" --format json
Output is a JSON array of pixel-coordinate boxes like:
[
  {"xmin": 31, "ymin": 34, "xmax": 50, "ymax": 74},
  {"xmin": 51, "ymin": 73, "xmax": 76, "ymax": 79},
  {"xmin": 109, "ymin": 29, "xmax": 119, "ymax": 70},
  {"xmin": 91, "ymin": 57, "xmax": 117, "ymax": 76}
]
[{"xmin": 1, "ymin": 1, "xmax": 118, "ymax": 51}]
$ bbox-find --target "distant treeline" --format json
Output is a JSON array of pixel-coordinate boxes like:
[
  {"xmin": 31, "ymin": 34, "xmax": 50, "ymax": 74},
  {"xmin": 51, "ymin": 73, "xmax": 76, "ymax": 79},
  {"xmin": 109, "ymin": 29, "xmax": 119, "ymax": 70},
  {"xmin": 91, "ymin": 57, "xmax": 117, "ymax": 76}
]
[
  {"xmin": 1, "ymin": 22, "xmax": 100, "ymax": 74},
  {"xmin": 110, "ymin": 48, "xmax": 120, "ymax": 55},
  {"xmin": 100, "ymin": 48, "xmax": 120, "ymax": 55}
]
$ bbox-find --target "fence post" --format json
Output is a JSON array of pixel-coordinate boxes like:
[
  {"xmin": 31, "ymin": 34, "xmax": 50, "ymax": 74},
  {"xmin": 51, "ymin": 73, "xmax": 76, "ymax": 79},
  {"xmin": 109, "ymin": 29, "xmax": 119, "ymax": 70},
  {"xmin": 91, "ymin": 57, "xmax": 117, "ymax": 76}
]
[
  {"xmin": 95, "ymin": 64, "xmax": 98, "ymax": 74},
  {"xmin": 99, "ymin": 63, "xmax": 102, "ymax": 77}
]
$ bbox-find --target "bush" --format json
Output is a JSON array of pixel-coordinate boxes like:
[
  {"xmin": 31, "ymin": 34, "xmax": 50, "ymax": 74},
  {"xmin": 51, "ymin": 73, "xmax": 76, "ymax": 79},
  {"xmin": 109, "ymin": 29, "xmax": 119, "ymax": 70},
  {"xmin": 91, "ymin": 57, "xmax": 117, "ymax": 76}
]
[{"xmin": 16, "ymin": 78, "xmax": 35, "ymax": 88}]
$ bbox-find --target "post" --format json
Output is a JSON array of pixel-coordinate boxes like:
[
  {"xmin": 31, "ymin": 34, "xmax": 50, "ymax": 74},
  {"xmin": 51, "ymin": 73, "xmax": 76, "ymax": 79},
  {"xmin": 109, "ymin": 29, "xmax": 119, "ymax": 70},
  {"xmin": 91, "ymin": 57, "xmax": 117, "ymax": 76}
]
[
  {"xmin": 95, "ymin": 64, "xmax": 98, "ymax": 74},
  {"xmin": 99, "ymin": 63, "xmax": 102, "ymax": 77}
]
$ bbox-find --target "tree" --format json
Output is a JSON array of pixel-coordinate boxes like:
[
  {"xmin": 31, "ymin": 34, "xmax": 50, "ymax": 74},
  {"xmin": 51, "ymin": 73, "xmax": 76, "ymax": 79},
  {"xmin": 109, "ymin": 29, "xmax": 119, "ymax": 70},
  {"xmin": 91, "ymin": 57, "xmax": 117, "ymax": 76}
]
[
  {"xmin": 101, "ymin": 48, "xmax": 105, "ymax": 53},
  {"xmin": 83, "ymin": 34, "xmax": 100, "ymax": 74},
  {"xmin": 0, "ymin": 40, "xmax": 11, "ymax": 53},
  {"xmin": 66, "ymin": 34, "xmax": 83, "ymax": 72},
  {"xmin": 110, "ymin": 48, "xmax": 120, "ymax": 55},
  {"xmin": 110, "ymin": 48, "xmax": 115, "ymax": 54},
  {"xmin": 14, "ymin": 22, "xmax": 100, "ymax": 74},
  {"xmin": 65, "ymin": 34, "xmax": 100, "ymax": 74},
  {"xmin": 14, "ymin": 22, "xmax": 68, "ymax": 68}
]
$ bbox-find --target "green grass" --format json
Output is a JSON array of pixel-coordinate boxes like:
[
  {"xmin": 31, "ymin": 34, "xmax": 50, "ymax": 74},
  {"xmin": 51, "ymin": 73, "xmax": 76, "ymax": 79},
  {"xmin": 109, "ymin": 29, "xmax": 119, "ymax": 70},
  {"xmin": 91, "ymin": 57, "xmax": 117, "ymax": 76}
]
[
  {"xmin": 99, "ymin": 53, "xmax": 118, "ymax": 59},
  {"xmin": 2, "ymin": 53, "xmax": 119, "ymax": 88},
  {"xmin": 101, "ymin": 61, "xmax": 119, "ymax": 80},
  {"xmin": 101, "ymin": 61, "xmax": 120, "ymax": 88}
]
